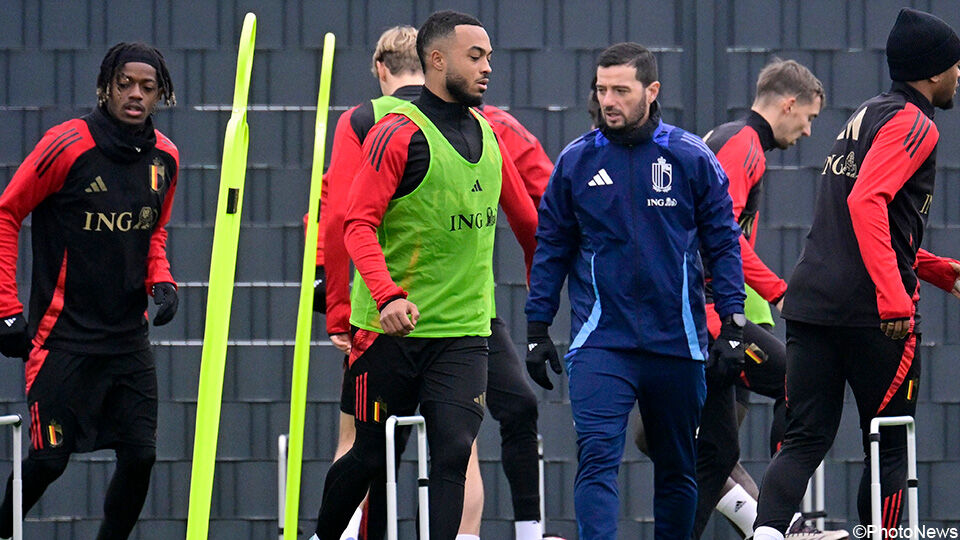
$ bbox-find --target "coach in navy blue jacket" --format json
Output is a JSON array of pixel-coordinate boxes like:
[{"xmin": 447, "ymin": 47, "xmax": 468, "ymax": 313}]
[{"xmin": 524, "ymin": 42, "xmax": 746, "ymax": 540}]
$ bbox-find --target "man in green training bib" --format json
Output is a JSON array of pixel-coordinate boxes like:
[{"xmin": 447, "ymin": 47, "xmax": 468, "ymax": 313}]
[{"xmin": 308, "ymin": 10, "xmax": 538, "ymax": 540}]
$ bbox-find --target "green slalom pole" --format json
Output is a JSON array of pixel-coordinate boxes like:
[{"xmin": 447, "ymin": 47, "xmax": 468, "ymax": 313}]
[
  {"xmin": 284, "ymin": 32, "xmax": 336, "ymax": 540},
  {"xmin": 185, "ymin": 12, "xmax": 256, "ymax": 540}
]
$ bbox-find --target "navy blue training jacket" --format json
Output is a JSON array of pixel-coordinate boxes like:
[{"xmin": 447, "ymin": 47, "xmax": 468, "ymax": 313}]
[{"xmin": 525, "ymin": 116, "xmax": 745, "ymax": 361}]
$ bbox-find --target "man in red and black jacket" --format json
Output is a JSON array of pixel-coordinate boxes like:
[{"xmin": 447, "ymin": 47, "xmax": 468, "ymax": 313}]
[
  {"xmin": 477, "ymin": 104, "xmax": 551, "ymax": 208},
  {"xmin": 0, "ymin": 43, "xmax": 179, "ymax": 540},
  {"xmin": 753, "ymin": 9, "xmax": 960, "ymax": 540},
  {"xmin": 311, "ymin": 25, "xmax": 425, "ymax": 540},
  {"xmin": 690, "ymin": 59, "xmax": 828, "ymax": 540}
]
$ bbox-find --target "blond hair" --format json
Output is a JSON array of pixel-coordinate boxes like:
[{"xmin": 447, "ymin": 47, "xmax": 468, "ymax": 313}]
[
  {"xmin": 371, "ymin": 26, "xmax": 421, "ymax": 78},
  {"xmin": 755, "ymin": 58, "xmax": 825, "ymax": 107}
]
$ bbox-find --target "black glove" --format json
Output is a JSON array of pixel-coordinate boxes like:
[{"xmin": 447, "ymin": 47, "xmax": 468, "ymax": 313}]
[
  {"xmin": 152, "ymin": 282, "xmax": 179, "ymax": 326},
  {"xmin": 0, "ymin": 312, "xmax": 31, "ymax": 360},
  {"xmin": 705, "ymin": 313, "xmax": 746, "ymax": 385},
  {"xmin": 313, "ymin": 266, "xmax": 326, "ymax": 313},
  {"xmin": 526, "ymin": 321, "xmax": 562, "ymax": 390}
]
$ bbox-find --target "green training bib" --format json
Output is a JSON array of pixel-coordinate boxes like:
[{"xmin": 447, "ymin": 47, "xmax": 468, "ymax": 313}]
[{"xmin": 350, "ymin": 102, "xmax": 502, "ymax": 337}]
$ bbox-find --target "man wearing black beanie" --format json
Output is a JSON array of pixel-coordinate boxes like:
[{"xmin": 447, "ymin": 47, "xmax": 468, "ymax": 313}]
[{"xmin": 753, "ymin": 8, "xmax": 960, "ymax": 540}]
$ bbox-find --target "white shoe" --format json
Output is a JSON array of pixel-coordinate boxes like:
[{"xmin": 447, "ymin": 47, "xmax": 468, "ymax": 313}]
[{"xmin": 784, "ymin": 518, "xmax": 849, "ymax": 539}]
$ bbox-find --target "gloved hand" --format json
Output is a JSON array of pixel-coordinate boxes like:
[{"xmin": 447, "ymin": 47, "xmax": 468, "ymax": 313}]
[
  {"xmin": 0, "ymin": 312, "xmax": 31, "ymax": 360},
  {"xmin": 526, "ymin": 321, "xmax": 562, "ymax": 390},
  {"xmin": 152, "ymin": 282, "xmax": 179, "ymax": 326},
  {"xmin": 313, "ymin": 266, "xmax": 326, "ymax": 313},
  {"xmin": 705, "ymin": 313, "xmax": 745, "ymax": 385}
]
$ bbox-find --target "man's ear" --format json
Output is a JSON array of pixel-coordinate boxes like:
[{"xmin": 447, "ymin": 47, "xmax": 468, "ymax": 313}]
[
  {"xmin": 428, "ymin": 48, "xmax": 445, "ymax": 72},
  {"xmin": 645, "ymin": 80, "xmax": 661, "ymax": 102},
  {"xmin": 781, "ymin": 95, "xmax": 797, "ymax": 114},
  {"xmin": 376, "ymin": 61, "xmax": 389, "ymax": 83}
]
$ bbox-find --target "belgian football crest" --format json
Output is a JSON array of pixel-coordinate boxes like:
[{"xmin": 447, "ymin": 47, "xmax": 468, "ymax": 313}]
[
  {"xmin": 149, "ymin": 157, "xmax": 165, "ymax": 192},
  {"xmin": 47, "ymin": 419, "xmax": 63, "ymax": 448},
  {"xmin": 652, "ymin": 156, "xmax": 672, "ymax": 193}
]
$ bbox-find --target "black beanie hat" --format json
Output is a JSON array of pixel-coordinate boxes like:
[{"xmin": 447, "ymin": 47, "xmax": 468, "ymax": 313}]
[{"xmin": 886, "ymin": 7, "xmax": 960, "ymax": 82}]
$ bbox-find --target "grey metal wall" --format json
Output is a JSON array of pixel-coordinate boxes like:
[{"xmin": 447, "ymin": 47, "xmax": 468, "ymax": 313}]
[{"xmin": 0, "ymin": 1, "xmax": 958, "ymax": 538}]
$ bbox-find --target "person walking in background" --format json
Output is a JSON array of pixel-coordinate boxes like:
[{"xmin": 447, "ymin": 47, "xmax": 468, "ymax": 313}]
[
  {"xmin": 313, "ymin": 25, "xmax": 424, "ymax": 540},
  {"xmin": 690, "ymin": 59, "xmax": 835, "ymax": 540}
]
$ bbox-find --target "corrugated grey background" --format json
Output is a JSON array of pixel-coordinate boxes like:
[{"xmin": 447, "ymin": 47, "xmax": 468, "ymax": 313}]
[{"xmin": 1, "ymin": 1, "xmax": 959, "ymax": 538}]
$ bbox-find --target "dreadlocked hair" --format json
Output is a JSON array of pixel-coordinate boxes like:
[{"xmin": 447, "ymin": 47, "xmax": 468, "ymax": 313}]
[{"xmin": 96, "ymin": 42, "xmax": 176, "ymax": 107}]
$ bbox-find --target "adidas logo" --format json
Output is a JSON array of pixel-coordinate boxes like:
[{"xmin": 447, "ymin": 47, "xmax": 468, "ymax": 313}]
[
  {"xmin": 470, "ymin": 179, "xmax": 483, "ymax": 192},
  {"xmin": 85, "ymin": 176, "xmax": 108, "ymax": 193},
  {"xmin": 4, "ymin": 317, "xmax": 16, "ymax": 327},
  {"xmin": 528, "ymin": 343, "xmax": 537, "ymax": 352},
  {"xmin": 734, "ymin": 499, "xmax": 745, "ymax": 512},
  {"xmin": 588, "ymin": 168, "xmax": 613, "ymax": 186}
]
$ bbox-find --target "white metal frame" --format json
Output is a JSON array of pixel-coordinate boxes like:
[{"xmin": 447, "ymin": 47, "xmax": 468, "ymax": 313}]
[
  {"xmin": 869, "ymin": 415, "xmax": 918, "ymax": 540},
  {"xmin": 537, "ymin": 434, "xmax": 545, "ymax": 531},
  {"xmin": 277, "ymin": 434, "xmax": 288, "ymax": 540},
  {"xmin": 386, "ymin": 415, "xmax": 428, "ymax": 540},
  {"xmin": 0, "ymin": 414, "xmax": 23, "ymax": 540},
  {"xmin": 801, "ymin": 461, "xmax": 826, "ymax": 530}
]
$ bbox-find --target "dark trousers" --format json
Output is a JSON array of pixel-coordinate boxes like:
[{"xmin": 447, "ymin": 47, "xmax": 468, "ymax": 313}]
[
  {"xmin": 486, "ymin": 317, "xmax": 541, "ymax": 522},
  {"xmin": 314, "ymin": 333, "xmax": 487, "ymax": 540},
  {"xmin": 755, "ymin": 321, "xmax": 920, "ymax": 533},
  {"xmin": 1, "ymin": 347, "xmax": 157, "ymax": 540},
  {"xmin": 336, "ymin": 318, "xmax": 539, "ymax": 540},
  {"xmin": 692, "ymin": 320, "xmax": 787, "ymax": 538},
  {"xmin": 567, "ymin": 347, "xmax": 706, "ymax": 540}
]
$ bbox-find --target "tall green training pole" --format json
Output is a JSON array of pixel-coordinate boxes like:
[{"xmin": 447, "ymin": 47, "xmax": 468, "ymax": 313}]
[
  {"xmin": 284, "ymin": 32, "xmax": 336, "ymax": 540},
  {"xmin": 186, "ymin": 12, "xmax": 256, "ymax": 540}
]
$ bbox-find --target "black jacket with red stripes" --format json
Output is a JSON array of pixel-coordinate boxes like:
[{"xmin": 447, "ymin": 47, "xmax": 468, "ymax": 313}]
[
  {"xmin": 703, "ymin": 111, "xmax": 787, "ymax": 304},
  {"xmin": 0, "ymin": 106, "xmax": 178, "ymax": 354},
  {"xmin": 783, "ymin": 82, "xmax": 957, "ymax": 329}
]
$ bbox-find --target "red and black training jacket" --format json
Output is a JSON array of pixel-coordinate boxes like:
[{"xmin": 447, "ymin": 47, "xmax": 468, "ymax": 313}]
[
  {"xmin": 783, "ymin": 82, "xmax": 958, "ymax": 329},
  {"xmin": 703, "ymin": 111, "xmax": 787, "ymax": 304},
  {"xmin": 0, "ymin": 106, "xmax": 178, "ymax": 355}
]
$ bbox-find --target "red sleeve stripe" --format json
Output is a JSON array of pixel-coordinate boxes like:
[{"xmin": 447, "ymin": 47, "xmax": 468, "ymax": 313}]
[
  {"xmin": 902, "ymin": 111, "xmax": 923, "ymax": 146},
  {"xmin": 742, "ymin": 138, "xmax": 755, "ymax": 168},
  {"xmin": 34, "ymin": 128, "xmax": 78, "ymax": 167},
  {"xmin": 903, "ymin": 111, "xmax": 932, "ymax": 157},
  {"xmin": 367, "ymin": 116, "xmax": 407, "ymax": 168},
  {"xmin": 492, "ymin": 118, "xmax": 534, "ymax": 144},
  {"xmin": 371, "ymin": 118, "xmax": 411, "ymax": 171},
  {"xmin": 740, "ymin": 138, "xmax": 762, "ymax": 178},
  {"xmin": 365, "ymin": 118, "xmax": 398, "ymax": 167},
  {"xmin": 747, "ymin": 142, "xmax": 762, "ymax": 177},
  {"xmin": 36, "ymin": 130, "xmax": 82, "ymax": 177},
  {"xmin": 38, "ymin": 135, "xmax": 82, "ymax": 178},
  {"xmin": 907, "ymin": 117, "xmax": 932, "ymax": 158}
]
